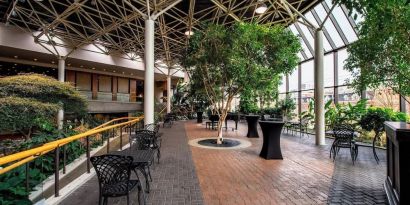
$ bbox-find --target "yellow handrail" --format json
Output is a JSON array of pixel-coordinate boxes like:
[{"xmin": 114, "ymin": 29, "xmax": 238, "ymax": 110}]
[{"xmin": 0, "ymin": 116, "xmax": 143, "ymax": 175}]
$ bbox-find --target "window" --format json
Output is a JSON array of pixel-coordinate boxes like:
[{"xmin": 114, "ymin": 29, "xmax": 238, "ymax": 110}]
[
  {"xmin": 301, "ymin": 60, "xmax": 314, "ymax": 90},
  {"xmin": 366, "ymin": 87, "xmax": 401, "ymax": 111},
  {"xmin": 324, "ymin": 53, "xmax": 334, "ymax": 87},
  {"xmin": 338, "ymin": 86, "xmax": 360, "ymax": 105},
  {"xmin": 289, "ymin": 67, "xmax": 299, "ymax": 92},
  {"xmin": 279, "ymin": 75, "xmax": 286, "ymax": 93},
  {"xmin": 337, "ymin": 49, "xmax": 351, "ymax": 86}
]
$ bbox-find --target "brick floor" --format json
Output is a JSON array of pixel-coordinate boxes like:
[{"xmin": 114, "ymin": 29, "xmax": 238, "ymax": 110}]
[
  {"xmin": 60, "ymin": 121, "xmax": 203, "ymax": 205},
  {"xmin": 185, "ymin": 120, "xmax": 386, "ymax": 205},
  {"xmin": 60, "ymin": 120, "xmax": 386, "ymax": 205}
]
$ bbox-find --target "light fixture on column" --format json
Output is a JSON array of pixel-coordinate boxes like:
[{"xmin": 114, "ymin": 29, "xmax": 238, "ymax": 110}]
[
  {"xmin": 255, "ymin": 0, "xmax": 268, "ymax": 14},
  {"xmin": 184, "ymin": 30, "xmax": 194, "ymax": 36}
]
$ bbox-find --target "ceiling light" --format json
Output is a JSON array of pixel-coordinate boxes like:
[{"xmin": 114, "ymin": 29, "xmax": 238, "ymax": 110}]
[
  {"xmin": 92, "ymin": 67, "xmax": 95, "ymax": 69},
  {"xmin": 255, "ymin": 0, "xmax": 268, "ymax": 14},
  {"xmin": 34, "ymin": 58, "xmax": 37, "ymax": 61},
  {"xmin": 80, "ymin": 65, "xmax": 83, "ymax": 68},
  {"xmin": 51, "ymin": 61, "xmax": 55, "ymax": 64},
  {"xmin": 67, "ymin": 63, "xmax": 71, "ymax": 66},
  {"xmin": 184, "ymin": 30, "xmax": 194, "ymax": 36},
  {"xmin": 14, "ymin": 56, "xmax": 18, "ymax": 58},
  {"xmin": 113, "ymin": 70, "xmax": 116, "ymax": 73},
  {"xmin": 103, "ymin": 69, "xmax": 106, "ymax": 71}
]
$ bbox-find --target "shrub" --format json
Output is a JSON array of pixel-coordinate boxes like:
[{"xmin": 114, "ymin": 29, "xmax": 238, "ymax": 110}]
[
  {"xmin": 0, "ymin": 97, "xmax": 59, "ymax": 139},
  {"xmin": 0, "ymin": 74, "xmax": 87, "ymax": 115}
]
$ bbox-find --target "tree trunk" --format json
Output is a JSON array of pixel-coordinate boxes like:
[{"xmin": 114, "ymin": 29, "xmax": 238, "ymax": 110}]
[{"xmin": 216, "ymin": 111, "xmax": 228, "ymax": 144}]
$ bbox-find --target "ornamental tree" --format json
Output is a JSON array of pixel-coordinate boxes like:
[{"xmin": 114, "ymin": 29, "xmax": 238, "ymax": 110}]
[
  {"xmin": 184, "ymin": 22, "xmax": 300, "ymax": 144},
  {"xmin": 334, "ymin": 0, "xmax": 410, "ymax": 100}
]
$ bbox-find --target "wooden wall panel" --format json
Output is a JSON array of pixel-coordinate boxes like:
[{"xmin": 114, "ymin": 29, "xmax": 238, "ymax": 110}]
[
  {"xmin": 92, "ymin": 74, "xmax": 98, "ymax": 100},
  {"xmin": 76, "ymin": 72, "xmax": 92, "ymax": 91},
  {"xmin": 66, "ymin": 70, "xmax": 76, "ymax": 86},
  {"xmin": 112, "ymin": 76, "xmax": 118, "ymax": 101},
  {"xmin": 118, "ymin": 77, "xmax": 129, "ymax": 93},
  {"xmin": 130, "ymin": 79, "xmax": 136, "ymax": 102},
  {"xmin": 98, "ymin": 75, "xmax": 112, "ymax": 92}
]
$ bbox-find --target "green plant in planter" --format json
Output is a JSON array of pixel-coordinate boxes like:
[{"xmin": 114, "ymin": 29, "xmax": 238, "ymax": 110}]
[{"xmin": 276, "ymin": 97, "xmax": 296, "ymax": 120}]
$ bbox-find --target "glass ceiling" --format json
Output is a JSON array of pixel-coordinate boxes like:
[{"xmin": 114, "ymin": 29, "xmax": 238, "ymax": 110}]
[{"xmin": 289, "ymin": 0, "xmax": 363, "ymax": 61}]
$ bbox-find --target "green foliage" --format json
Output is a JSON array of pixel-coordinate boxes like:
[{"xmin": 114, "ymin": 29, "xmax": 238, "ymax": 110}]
[
  {"xmin": 0, "ymin": 97, "xmax": 60, "ymax": 139},
  {"xmin": 275, "ymin": 97, "xmax": 296, "ymax": 120},
  {"xmin": 334, "ymin": 0, "xmax": 410, "ymax": 96},
  {"xmin": 324, "ymin": 99, "xmax": 368, "ymax": 129},
  {"xmin": 0, "ymin": 74, "xmax": 88, "ymax": 114},
  {"xmin": 184, "ymin": 22, "xmax": 300, "ymax": 137}
]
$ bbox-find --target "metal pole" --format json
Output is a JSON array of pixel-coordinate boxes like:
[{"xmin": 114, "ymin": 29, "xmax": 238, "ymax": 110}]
[
  {"xmin": 86, "ymin": 136, "xmax": 90, "ymax": 173},
  {"xmin": 54, "ymin": 147, "xmax": 60, "ymax": 197},
  {"xmin": 57, "ymin": 58, "xmax": 65, "ymax": 130},
  {"xmin": 144, "ymin": 18, "xmax": 155, "ymax": 125},
  {"xmin": 166, "ymin": 75, "xmax": 172, "ymax": 113},
  {"xmin": 314, "ymin": 29, "xmax": 325, "ymax": 145},
  {"xmin": 120, "ymin": 127, "xmax": 123, "ymax": 150}
]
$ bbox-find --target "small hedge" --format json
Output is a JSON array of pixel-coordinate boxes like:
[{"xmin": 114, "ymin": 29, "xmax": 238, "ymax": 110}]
[{"xmin": 0, "ymin": 74, "xmax": 87, "ymax": 115}]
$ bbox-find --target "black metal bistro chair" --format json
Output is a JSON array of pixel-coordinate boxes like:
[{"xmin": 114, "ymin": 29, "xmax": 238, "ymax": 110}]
[
  {"xmin": 132, "ymin": 129, "xmax": 161, "ymax": 163},
  {"xmin": 91, "ymin": 155, "xmax": 143, "ymax": 205},
  {"xmin": 329, "ymin": 124, "xmax": 358, "ymax": 164}
]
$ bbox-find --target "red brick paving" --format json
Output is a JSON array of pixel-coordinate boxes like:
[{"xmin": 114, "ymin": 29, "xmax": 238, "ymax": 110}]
[{"xmin": 185, "ymin": 121, "xmax": 335, "ymax": 205}]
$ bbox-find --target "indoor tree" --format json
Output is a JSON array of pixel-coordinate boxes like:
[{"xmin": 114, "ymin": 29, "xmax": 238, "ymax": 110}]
[
  {"xmin": 334, "ymin": 0, "xmax": 410, "ymax": 101},
  {"xmin": 184, "ymin": 22, "xmax": 300, "ymax": 144}
]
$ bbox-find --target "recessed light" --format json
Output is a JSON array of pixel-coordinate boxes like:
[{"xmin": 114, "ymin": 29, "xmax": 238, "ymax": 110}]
[
  {"xmin": 14, "ymin": 63, "xmax": 17, "ymax": 66},
  {"xmin": 122, "ymin": 72, "xmax": 125, "ymax": 74},
  {"xmin": 130, "ymin": 73, "xmax": 133, "ymax": 75},
  {"xmin": 51, "ymin": 61, "xmax": 55, "ymax": 64},
  {"xmin": 14, "ymin": 56, "xmax": 18, "ymax": 58},
  {"xmin": 103, "ymin": 69, "xmax": 106, "ymax": 71},
  {"xmin": 92, "ymin": 67, "xmax": 95, "ymax": 69},
  {"xmin": 34, "ymin": 59, "xmax": 38, "ymax": 61},
  {"xmin": 67, "ymin": 63, "xmax": 71, "ymax": 66},
  {"xmin": 184, "ymin": 30, "xmax": 194, "ymax": 36},
  {"xmin": 80, "ymin": 65, "xmax": 83, "ymax": 68},
  {"xmin": 113, "ymin": 70, "xmax": 116, "ymax": 73}
]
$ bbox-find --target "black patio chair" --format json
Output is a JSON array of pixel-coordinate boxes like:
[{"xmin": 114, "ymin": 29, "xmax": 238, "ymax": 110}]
[
  {"xmin": 90, "ymin": 155, "xmax": 143, "ymax": 205},
  {"xmin": 330, "ymin": 124, "xmax": 358, "ymax": 164},
  {"xmin": 132, "ymin": 129, "xmax": 161, "ymax": 163}
]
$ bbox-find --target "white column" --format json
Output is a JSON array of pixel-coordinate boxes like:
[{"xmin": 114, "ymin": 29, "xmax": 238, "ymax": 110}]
[
  {"xmin": 144, "ymin": 19, "xmax": 155, "ymax": 125},
  {"xmin": 314, "ymin": 29, "xmax": 325, "ymax": 145},
  {"xmin": 57, "ymin": 58, "xmax": 65, "ymax": 130},
  {"xmin": 166, "ymin": 75, "xmax": 172, "ymax": 113}
]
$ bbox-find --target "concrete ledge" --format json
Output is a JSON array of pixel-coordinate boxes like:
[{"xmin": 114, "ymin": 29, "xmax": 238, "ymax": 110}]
[{"xmin": 87, "ymin": 100, "xmax": 142, "ymax": 113}]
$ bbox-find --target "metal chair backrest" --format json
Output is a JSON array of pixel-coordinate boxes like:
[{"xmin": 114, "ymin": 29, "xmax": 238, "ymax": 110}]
[
  {"xmin": 90, "ymin": 155, "xmax": 133, "ymax": 192},
  {"xmin": 131, "ymin": 129, "xmax": 156, "ymax": 150},
  {"xmin": 333, "ymin": 124, "xmax": 355, "ymax": 143},
  {"xmin": 144, "ymin": 123, "xmax": 159, "ymax": 133}
]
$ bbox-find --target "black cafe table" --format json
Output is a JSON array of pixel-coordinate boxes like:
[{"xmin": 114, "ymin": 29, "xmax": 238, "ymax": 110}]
[
  {"xmin": 245, "ymin": 115, "xmax": 260, "ymax": 138},
  {"xmin": 259, "ymin": 121, "xmax": 285, "ymax": 159},
  {"xmin": 111, "ymin": 149, "xmax": 155, "ymax": 192}
]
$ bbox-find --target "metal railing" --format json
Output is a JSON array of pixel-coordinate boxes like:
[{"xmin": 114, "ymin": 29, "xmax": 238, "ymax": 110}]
[{"xmin": 0, "ymin": 116, "xmax": 144, "ymax": 197}]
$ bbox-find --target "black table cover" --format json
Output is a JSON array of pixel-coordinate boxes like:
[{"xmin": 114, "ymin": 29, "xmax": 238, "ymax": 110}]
[
  {"xmin": 245, "ymin": 115, "xmax": 260, "ymax": 138},
  {"xmin": 259, "ymin": 121, "xmax": 285, "ymax": 159}
]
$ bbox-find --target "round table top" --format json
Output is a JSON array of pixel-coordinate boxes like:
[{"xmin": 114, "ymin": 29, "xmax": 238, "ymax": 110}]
[{"xmin": 259, "ymin": 121, "xmax": 285, "ymax": 124}]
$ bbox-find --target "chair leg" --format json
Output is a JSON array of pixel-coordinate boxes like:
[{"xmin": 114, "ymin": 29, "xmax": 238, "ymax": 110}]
[
  {"xmin": 127, "ymin": 194, "xmax": 130, "ymax": 205},
  {"xmin": 103, "ymin": 197, "xmax": 108, "ymax": 205},
  {"xmin": 99, "ymin": 193, "xmax": 102, "ymax": 205}
]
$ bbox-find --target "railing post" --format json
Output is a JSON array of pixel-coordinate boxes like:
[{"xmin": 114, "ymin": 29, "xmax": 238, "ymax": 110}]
[
  {"xmin": 25, "ymin": 162, "xmax": 29, "ymax": 192},
  {"xmin": 107, "ymin": 130, "xmax": 110, "ymax": 153},
  {"xmin": 63, "ymin": 145, "xmax": 66, "ymax": 174},
  {"xmin": 86, "ymin": 136, "xmax": 90, "ymax": 173},
  {"xmin": 120, "ymin": 126, "xmax": 123, "ymax": 150},
  {"xmin": 54, "ymin": 146, "xmax": 60, "ymax": 197}
]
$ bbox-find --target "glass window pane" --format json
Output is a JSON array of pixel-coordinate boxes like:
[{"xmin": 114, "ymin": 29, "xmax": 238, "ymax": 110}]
[
  {"xmin": 366, "ymin": 87, "xmax": 401, "ymax": 112},
  {"xmin": 332, "ymin": 6, "xmax": 358, "ymax": 43},
  {"xmin": 288, "ymin": 92, "xmax": 299, "ymax": 120},
  {"xmin": 405, "ymin": 96, "xmax": 410, "ymax": 115},
  {"xmin": 279, "ymin": 75, "xmax": 286, "ymax": 93},
  {"xmin": 289, "ymin": 67, "xmax": 299, "ymax": 92},
  {"xmin": 304, "ymin": 12, "xmax": 332, "ymax": 51},
  {"xmin": 290, "ymin": 25, "xmax": 313, "ymax": 58},
  {"xmin": 337, "ymin": 49, "xmax": 352, "ymax": 85},
  {"xmin": 301, "ymin": 60, "xmax": 314, "ymax": 90},
  {"xmin": 315, "ymin": 4, "xmax": 345, "ymax": 47},
  {"xmin": 338, "ymin": 86, "xmax": 360, "ymax": 105},
  {"xmin": 324, "ymin": 88, "xmax": 335, "ymax": 103},
  {"xmin": 324, "ymin": 53, "xmax": 334, "ymax": 87},
  {"xmin": 298, "ymin": 23, "xmax": 315, "ymax": 51},
  {"xmin": 301, "ymin": 90, "xmax": 314, "ymax": 113},
  {"xmin": 76, "ymin": 72, "xmax": 91, "ymax": 91}
]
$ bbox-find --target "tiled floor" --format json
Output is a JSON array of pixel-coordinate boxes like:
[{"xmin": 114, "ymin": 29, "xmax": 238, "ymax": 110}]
[{"xmin": 60, "ymin": 120, "xmax": 387, "ymax": 205}]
